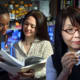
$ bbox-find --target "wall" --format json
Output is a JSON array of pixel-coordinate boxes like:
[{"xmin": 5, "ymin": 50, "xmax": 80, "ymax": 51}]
[{"xmin": 39, "ymin": 0, "xmax": 50, "ymax": 17}]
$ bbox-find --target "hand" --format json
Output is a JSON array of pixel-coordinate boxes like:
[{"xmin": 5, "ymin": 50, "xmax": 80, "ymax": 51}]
[
  {"xmin": 18, "ymin": 69, "xmax": 35, "ymax": 78},
  {"xmin": 61, "ymin": 52, "xmax": 79, "ymax": 75},
  {"xmin": 9, "ymin": 70, "xmax": 35, "ymax": 80},
  {"xmin": 8, "ymin": 73, "xmax": 20, "ymax": 80}
]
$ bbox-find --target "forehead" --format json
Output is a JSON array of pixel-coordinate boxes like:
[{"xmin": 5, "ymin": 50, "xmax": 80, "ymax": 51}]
[
  {"xmin": 63, "ymin": 17, "xmax": 80, "ymax": 29},
  {"xmin": 25, "ymin": 16, "xmax": 36, "ymax": 23},
  {"xmin": 0, "ymin": 13, "xmax": 10, "ymax": 24},
  {"xmin": 63, "ymin": 17, "xmax": 72, "ymax": 28},
  {"xmin": 64, "ymin": 17, "xmax": 71, "ymax": 25}
]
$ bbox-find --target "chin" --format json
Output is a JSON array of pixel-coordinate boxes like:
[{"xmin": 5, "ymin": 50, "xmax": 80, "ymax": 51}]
[
  {"xmin": 26, "ymin": 35, "xmax": 32, "ymax": 37},
  {"xmin": 71, "ymin": 44, "xmax": 80, "ymax": 49},
  {"xmin": 25, "ymin": 34, "xmax": 31, "ymax": 37},
  {"xmin": 72, "ymin": 47, "xmax": 80, "ymax": 50}
]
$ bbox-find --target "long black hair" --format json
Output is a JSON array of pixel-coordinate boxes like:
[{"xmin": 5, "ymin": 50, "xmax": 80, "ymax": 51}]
[{"xmin": 52, "ymin": 7, "xmax": 80, "ymax": 76}]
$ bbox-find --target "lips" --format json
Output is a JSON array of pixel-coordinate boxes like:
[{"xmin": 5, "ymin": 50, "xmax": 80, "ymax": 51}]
[
  {"xmin": 72, "ymin": 41, "xmax": 80, "ymax": 44},
  {"xmin": 26, "ymin": 32, "xmax": 31, "ymax": 34}
]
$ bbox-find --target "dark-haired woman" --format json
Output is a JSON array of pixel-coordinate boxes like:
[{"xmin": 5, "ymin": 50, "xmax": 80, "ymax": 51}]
[
  {"xmin": 11, "ymin": 10, "xmax": 53, "ymax": 80},
  {"xmin": 46, "ymin": 7, "xmax": 80, "ymax": 80}
]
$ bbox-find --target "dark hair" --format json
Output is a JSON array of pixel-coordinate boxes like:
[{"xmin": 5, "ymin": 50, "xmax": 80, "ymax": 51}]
[
  {"xmin": 21, "ymin": 10, "xmax": 50, "ymax": 41},
  {"xmin": 0, "ymin": 5, "xmax": 9, "ymax": 15},
  {"xmin": 52, "ymin": 7, "xmax": 80, "ymax": 75}
]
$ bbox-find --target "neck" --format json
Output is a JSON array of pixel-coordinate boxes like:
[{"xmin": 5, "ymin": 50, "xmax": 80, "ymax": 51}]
[{"xmin": 24, "ymin": 37, "xmax": 35, "ymax": 45}]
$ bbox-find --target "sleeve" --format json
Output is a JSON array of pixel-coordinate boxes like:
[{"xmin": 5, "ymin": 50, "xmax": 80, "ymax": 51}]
[
  {"xmin": 42, "ymin": 41, "xmax": 53, "ymax": 59},
  {"xmin": 46, "ymin": 56, "xmax": 57, "ymax": 80},
  {"xmin": 34, "ymin": 41, "xmax": 53, "ymax": 79},
  {"xmin": 34, "ymin": 66, "xmax": 46, "ymax": 79}
]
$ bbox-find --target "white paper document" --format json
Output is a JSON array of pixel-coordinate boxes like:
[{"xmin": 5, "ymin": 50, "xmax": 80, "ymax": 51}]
[{"xmin": 0, "ymin": 49, "xmax": 46, "ymax": 75}]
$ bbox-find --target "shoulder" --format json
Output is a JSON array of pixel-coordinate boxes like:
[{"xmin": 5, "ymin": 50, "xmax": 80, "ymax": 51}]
[
  {"xmin": 40, "ymin": 40, "xmax": 52, "ymax": 45},
  {"xmin": 41, "ymin": 40, "xmax": 51, "ymax": 43},
  {"xmin": 42, "ymin": 40, "xmax": 53, "ymax": 49},
  {"xmin": 34, "ymin": 39, "xmax": 52, "ymax": 46}
]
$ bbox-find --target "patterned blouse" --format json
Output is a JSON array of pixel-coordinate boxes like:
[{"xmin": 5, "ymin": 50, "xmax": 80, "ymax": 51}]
[{"xmin": 14, "ymin": 38, "xmax": 53, "ymax": 80}]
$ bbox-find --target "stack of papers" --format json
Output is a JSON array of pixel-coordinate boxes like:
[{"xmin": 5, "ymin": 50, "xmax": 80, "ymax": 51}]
[{"xmin": 0, "ymin": 49, "xmax": 46, "ymax": 75}]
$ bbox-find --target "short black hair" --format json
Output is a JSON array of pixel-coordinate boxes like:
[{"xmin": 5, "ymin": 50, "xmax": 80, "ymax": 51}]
[{"xmin": 0, "ymin": 5, "xmax": 9, "ymax": 15}]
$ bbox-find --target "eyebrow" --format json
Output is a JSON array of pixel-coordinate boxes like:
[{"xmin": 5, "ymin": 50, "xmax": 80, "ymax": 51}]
[
  {"xmin": 64, "ymin": 24, "xmax": 73, "ymax": 27},
  {"xmin": 63, "ymin": 25, "xmax": 73, "ymax": 30},
  {"xmin": 24, "ymin": 22, "xmax": 36, "ymax": 25}
]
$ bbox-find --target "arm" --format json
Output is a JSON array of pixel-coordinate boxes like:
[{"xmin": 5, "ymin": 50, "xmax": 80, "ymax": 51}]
[
  {"xmin": 46, "ymin": 56, "xmax": 57, "ymax": 80},
  {"xmin": 35, "ymin": 41, "xmax": 53, "ymax": 78}
]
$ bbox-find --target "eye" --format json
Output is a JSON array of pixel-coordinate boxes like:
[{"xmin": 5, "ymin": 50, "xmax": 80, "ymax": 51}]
[
  {"xmin": 66, "ymin": 29, "xmax": 73, "ymax": 32},
  {"xmin": 31, "ymin": 24, "xmax": 36, "ymax": 28},
  {"xmin": 65, "ymin": 28, "xmax": 74, "ymax": 34},
  {"xmin": 24, "ymin": 23, "xmax": 29, "ymax": 26},
  {"xmin": 62, "ymin": 28, "xmax": 74, "ymax": 34}
]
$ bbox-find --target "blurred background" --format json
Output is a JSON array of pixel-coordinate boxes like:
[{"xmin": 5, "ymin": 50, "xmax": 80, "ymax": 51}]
[{"xmin": 0, "ymin": 0, "xmax": 78, "ymax": 47}]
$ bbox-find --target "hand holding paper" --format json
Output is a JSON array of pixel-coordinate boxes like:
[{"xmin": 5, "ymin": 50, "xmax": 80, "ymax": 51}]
[{"xmin": 0, "ymin": 49, "xmax": 46, "ymax": 76}]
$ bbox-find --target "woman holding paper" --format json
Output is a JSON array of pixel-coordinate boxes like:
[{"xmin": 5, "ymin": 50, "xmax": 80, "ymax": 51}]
[{"xmin": 11, "ymin": 10, "xmax": 53, "ymax": 80}]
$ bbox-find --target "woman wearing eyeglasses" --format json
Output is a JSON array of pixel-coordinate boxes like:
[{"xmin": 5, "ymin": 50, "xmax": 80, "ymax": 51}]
[{"xmin": 46, "ymin": 7, "xmax": 80, "ymax": 80}]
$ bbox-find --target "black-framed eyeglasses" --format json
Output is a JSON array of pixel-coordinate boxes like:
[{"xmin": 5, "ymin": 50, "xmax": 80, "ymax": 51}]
[{"xmin": 62, "ymin": 28, "xmax": 80, "ymax": 34}]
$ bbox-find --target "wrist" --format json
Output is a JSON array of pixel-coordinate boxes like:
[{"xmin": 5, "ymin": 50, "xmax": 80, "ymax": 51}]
[
  {"xmin": 61, "ymin": 69, "xmax": 70, "ymax": 77},
  {"xmin": 56, "ymin": 70, "xmax": 70, "ymax": 80}
]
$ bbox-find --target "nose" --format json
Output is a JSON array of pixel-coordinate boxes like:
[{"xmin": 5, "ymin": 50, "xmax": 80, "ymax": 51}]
[
  {"xmin": 27, "ymin": 25, "xmax": 31, "ymax": 30},
  {"xmin": 73, "ymin": 31, "xmax": 80, "ymax": 38}
]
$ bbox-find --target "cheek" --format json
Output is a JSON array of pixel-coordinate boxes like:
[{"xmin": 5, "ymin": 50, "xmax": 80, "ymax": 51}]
[
  {"xmin": 62, "ymin": 32, "xmax": 72, "ymax": 45},
  {"xmin": 32, "ymin": 28, "xmax": 36, "ymax": 33},
  {"xmin": 5, "ymin": 26, "xmax": 8, "ymax": 30},
  {"xmin": 2, "ymin": 26, "xmax": 8, "ymax": 30},
  {"xmin": 33, "ymin": 29, "xmax": 36, "ymax": 33}
]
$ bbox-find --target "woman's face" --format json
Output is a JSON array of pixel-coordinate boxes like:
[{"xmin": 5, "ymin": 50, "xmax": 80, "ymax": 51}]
[
  {"xmin": 62, "ymin": 17, "xmax": 80, "ymax": 51},
  {"xmin": 0, "ymin": 13, "xmax": 10, "ymax": 35},
  {"xmin": 23, "ymin": 16, "xmax": 36, "ymax": 38}
]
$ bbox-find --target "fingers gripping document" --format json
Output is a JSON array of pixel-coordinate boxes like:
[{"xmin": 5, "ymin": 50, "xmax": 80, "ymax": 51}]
[{"xmin": 0, "ymin": 49, "xmax": 46, "ymax": 76}]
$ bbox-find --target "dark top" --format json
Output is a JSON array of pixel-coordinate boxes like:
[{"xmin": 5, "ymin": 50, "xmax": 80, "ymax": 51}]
[{"xmin": 0, "ymin": 33, "xmax": 10, "ymax": 80}]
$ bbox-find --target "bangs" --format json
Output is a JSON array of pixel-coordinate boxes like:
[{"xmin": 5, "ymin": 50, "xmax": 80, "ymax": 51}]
[
  {"xmin": 69, "ymin": 7, "xmax": 80, "ymax": 27},
  {"xmin": 70, "ymin": 15, "xmax": 80, "ymax": 28}
]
